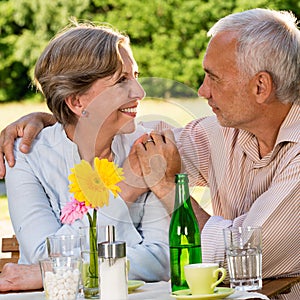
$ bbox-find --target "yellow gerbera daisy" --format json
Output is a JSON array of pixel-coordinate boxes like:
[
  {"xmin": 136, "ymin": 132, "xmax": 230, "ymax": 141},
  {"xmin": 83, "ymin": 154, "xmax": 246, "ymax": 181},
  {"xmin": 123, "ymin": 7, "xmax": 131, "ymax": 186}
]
[
  {"xmin": 94, "ymin": 158, "xmax": 125, "ymax": 197},
  {"xmin": 68, "ymin": 158, "xmax": 125, "ymax": 208}
]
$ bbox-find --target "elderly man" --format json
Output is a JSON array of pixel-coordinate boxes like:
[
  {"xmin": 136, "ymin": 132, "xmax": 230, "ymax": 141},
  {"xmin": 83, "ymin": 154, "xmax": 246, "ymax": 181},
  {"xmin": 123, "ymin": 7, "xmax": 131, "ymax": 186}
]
[
  {"xmin": 0, "ymin": 8, "xmax": 299, "ymax": 299},
  {"xmin": 133, "ymin": 8, "xmax": 300, "ymax": 299}
]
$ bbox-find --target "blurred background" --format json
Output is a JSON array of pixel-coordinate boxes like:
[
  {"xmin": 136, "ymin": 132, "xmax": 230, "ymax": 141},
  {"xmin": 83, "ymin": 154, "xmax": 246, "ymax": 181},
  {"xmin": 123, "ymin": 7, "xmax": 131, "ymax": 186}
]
[
  {"xmin": 0, "ymin": 0, "xmax": 299, "ymax": 242},
  {"xmin": 0, "ymin": 0, "xmax": 299, "ymax": 104}
]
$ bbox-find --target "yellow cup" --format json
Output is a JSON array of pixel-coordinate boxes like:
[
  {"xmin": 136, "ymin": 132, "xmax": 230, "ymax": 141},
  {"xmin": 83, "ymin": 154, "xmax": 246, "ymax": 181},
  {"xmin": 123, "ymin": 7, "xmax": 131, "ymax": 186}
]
[{"xmin": 184, "ymin": 263, "xmax": 226, "ymax": 295}]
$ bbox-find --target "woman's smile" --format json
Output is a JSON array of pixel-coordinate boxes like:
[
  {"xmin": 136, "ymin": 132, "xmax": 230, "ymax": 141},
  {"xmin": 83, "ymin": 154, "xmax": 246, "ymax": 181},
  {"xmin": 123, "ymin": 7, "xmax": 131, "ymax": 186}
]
[{"xmin": 119, "ymin": 104, "xmax": 138, "ymax": 118}]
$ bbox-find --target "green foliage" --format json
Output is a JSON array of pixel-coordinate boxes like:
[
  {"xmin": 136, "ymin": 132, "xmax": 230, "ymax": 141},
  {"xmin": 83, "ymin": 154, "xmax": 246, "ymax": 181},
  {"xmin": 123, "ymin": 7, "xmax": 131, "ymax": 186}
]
[
  {"xmin": 0, "ymin": 0, "xmax": 299, "ymax": 102},
  {"xmin": 0, "ymin": 0, "xmax": 90, "ymax": 102}
]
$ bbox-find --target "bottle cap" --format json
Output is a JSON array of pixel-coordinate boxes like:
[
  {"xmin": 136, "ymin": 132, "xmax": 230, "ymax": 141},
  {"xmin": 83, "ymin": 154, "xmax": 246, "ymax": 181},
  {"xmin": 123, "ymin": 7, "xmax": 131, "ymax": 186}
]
[{"xmin": 98, "ymin": 225, "xmax": 126, "ymax": 258}]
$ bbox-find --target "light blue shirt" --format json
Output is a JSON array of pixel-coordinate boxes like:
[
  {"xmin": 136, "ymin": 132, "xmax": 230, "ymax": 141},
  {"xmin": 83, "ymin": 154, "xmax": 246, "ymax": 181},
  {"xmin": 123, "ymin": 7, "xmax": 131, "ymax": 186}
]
[{"xmin": 5, "ymin": 123, "xmax": 170, "ymax": 281}]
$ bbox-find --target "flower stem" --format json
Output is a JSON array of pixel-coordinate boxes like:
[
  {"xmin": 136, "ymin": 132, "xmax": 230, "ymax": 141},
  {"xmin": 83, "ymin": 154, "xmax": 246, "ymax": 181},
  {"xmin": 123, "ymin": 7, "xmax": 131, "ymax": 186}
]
[{"xmin": 87, "ymin": 210, "xmax": 98, "ymax": 288}]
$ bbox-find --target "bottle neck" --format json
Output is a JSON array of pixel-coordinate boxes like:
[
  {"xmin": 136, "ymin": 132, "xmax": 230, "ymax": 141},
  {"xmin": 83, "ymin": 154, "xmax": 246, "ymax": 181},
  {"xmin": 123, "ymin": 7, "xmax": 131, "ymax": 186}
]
[{"xmin": 174, "ymin": 175, "xmax": 191, "ymax": 210}]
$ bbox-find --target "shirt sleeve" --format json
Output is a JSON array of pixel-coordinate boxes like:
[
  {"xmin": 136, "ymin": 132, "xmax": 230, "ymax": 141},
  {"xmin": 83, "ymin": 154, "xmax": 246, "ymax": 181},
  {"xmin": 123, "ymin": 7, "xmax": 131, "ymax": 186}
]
[
  {"xmin": 79, "ymin": 189, "xmax": 170, "ymax": 281},
  {"xmin": 5, "ymin": 149, "xmax": 82, "ymax": 264},
  {"xmin": 129, "ymin": 192, "xmax": 170, "ymax": 281},
  {"xmin": 241, "ymin": 156, "xmax": 300, "ymax": 278},
  {"xmin": 102, "ymin": 192, "xmax": 171, "ymax": 281},
  {"xmin": 201, "ymin": 158, "xmax": 300, "ymax": 278},
  {"xmin": 176, "ymin": 117, "xmax": 300, "ymax": 279},
  {"xmin": 5, "ymin": 141, "xmax": 171, "ymax": 281},
  {"xmin": 176, "ymin": 117, "xmax": 213, "ymax": 187}
]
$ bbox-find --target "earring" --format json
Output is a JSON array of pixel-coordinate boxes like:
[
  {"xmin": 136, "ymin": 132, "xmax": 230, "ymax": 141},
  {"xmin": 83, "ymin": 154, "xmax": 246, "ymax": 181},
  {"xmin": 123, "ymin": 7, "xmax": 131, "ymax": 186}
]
[{"xmin": 81, "ymin": 109, "xmax": 89, "ymax": 117}]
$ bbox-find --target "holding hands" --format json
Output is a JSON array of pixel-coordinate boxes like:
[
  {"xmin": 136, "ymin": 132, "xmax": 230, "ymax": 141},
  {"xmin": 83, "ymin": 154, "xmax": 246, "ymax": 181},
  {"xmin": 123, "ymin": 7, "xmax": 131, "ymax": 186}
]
[
  {"xmin": 137, "ymin": 130, "xmax": 181, "ymax": 188},
  {"xmin": 0, "ymin": 112, "xmax": 202, "ymax": 221},
  {"xmin": 0, "ymin": 112, "xmax": 182, "ymax": 214},
  {"xmin": 134, "ymin": 130, "xmax": 182, "ymax": 214},
  {"xmin": 130, "ymin": 129, "xmax": 210, "ymax": 226}
]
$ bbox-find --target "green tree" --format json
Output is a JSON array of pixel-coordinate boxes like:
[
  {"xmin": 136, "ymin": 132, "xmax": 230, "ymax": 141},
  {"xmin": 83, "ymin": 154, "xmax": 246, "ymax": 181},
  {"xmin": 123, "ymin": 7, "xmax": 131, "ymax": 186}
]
[
  {"xmin": 0, "ymin": 0, "xmax": 299, "ymax": 102},
  {"xmin": 0, "ymin": 0, "xmax": 90, "ymax": 102}
]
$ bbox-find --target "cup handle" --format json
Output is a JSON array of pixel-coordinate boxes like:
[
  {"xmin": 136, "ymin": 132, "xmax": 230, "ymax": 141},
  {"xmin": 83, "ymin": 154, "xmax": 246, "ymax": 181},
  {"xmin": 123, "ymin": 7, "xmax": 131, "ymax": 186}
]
[{"xmin": 211, "ymin": 268, "xmax": 227, "ymax": 289}]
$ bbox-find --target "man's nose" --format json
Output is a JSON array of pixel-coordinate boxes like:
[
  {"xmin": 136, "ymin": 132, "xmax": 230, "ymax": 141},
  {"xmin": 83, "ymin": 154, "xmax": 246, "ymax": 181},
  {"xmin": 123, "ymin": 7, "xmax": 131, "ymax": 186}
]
[{"xmin": 198, "ymin": 76, "xmax": 210, "ymax": 99}]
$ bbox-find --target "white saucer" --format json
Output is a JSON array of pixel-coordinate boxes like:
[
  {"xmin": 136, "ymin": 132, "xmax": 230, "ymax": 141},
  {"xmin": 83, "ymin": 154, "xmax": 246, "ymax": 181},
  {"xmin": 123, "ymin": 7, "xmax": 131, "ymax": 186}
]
[{"xmin": 171, "ymin": 287, "xmax": 235, "ymax": 299}]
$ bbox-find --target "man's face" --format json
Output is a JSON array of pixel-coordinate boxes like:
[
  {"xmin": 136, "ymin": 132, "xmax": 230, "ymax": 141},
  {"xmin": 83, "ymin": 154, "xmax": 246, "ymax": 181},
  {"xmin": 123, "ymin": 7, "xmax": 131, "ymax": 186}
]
[{"xmin": 198, "ymin": 31, "xmax": 258, "ymax": 130}]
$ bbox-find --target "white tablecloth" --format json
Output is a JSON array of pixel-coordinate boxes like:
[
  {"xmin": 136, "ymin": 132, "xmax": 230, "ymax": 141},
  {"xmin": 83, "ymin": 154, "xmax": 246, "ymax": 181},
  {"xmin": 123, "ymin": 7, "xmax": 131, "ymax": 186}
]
[{"xmin": 0, "ymin": 281, "xmax": 269, "ymax": 300}]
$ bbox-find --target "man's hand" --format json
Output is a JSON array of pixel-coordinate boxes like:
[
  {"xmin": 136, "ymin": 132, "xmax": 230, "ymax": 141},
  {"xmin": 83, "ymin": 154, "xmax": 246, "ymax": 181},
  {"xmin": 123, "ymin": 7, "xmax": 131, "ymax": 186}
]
[
  {"xmin": 0, "ymin": 263, "xmax": 42, "ymax": 292},
  {"xmin": 0, "ymin": 112, "xmax": 55, "ymax": 178},
  {"xmin": 136, "ymin": 130, "xmax": 181, "ymax": 193},
  {"xmin": 135, "ymin": 130, "xmax": 182, "ymax": 213}
]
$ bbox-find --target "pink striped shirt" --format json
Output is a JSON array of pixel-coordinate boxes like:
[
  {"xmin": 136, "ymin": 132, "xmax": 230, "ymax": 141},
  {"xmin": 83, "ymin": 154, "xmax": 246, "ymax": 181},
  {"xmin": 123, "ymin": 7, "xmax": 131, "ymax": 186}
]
[{"xmin": 175, "ymin": 102, "xmax": 299, "ymax": 282}]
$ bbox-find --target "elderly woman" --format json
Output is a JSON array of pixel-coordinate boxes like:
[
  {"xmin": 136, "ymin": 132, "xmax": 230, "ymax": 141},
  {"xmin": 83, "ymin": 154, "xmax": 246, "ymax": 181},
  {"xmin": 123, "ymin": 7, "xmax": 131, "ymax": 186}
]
[{"xmin": 2, "ymin": 21, "xmax": 170, "ymax": 290}]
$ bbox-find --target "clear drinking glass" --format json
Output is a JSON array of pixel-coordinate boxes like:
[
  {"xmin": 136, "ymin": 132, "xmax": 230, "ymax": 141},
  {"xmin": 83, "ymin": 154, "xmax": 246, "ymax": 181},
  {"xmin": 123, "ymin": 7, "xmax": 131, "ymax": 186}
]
[
  {"xmin": 223, "ymin": 226, "xmax": 262, "ymax": 291},
  {"xmin": 46, "ymin": 234, "xmax": 82, "ymax": 258},
  {"xmin": 39, "ymin": 256, "xmax": 81, "ymax": 300}
]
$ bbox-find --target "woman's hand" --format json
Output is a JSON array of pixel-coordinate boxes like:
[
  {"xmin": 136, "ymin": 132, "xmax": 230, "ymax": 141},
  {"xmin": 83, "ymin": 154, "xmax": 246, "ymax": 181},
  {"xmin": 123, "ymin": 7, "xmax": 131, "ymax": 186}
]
[
  {"xmin": 0, "ymin": 112, "xmax": 55, "ymax": 178},
  {"xmin": 119, "ymin": 134, "xmax": 149, "ymax": 205}
]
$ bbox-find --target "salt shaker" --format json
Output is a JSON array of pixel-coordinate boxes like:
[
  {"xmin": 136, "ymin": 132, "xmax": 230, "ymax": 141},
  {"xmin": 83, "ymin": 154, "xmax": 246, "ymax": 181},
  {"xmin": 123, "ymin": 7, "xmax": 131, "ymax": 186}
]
[{"xmin": 98, "ymin": 225, "xmax": 128, "ymax": 300}]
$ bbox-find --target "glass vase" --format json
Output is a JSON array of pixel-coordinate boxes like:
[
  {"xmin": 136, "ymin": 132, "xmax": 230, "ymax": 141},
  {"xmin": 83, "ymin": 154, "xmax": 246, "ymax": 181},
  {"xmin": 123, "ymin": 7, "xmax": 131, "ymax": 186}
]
[{"xmin": 80, "ymin": 226, "xmax": 99, "ymax": 299}]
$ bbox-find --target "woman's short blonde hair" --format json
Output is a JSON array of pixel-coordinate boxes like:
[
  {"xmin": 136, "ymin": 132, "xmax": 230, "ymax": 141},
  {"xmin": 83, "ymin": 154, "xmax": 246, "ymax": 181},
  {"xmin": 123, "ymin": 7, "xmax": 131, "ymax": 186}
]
[{"xmin": 34, "ymin": 21, "xmax": 129, "ymax": 125}]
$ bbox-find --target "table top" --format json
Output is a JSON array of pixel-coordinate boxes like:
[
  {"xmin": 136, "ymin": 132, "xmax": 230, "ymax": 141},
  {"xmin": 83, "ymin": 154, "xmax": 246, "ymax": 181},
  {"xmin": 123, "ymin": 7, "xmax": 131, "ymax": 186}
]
[
  {"xmin": 0, "ymin": 277, "xmax": 299, "ymax": 300},
  {"xmin": 0, "ymin": 281, "xmax": 271, "ymax": 300}
]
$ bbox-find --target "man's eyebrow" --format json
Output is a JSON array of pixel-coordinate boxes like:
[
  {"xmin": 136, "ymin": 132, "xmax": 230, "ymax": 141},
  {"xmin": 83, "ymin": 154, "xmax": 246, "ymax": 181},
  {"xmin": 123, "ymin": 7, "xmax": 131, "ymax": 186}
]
[{"xmin": 204, "ymin": 67, "xmax": 219, "ymax": 80}]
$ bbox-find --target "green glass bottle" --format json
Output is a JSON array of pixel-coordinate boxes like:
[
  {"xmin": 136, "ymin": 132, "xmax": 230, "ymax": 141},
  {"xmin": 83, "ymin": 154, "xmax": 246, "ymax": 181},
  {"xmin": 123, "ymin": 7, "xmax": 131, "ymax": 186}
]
[{"xmin": 169, "ymin": 173, "xmax": 202, "ymax": 293}]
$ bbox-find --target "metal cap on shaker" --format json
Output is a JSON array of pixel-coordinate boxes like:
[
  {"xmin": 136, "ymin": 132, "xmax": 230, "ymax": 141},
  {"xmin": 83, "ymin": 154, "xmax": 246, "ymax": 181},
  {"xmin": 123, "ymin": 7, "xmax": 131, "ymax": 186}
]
[{"xmin": 98, "ymin": 225, "xmax": 126, "ymax": 258}]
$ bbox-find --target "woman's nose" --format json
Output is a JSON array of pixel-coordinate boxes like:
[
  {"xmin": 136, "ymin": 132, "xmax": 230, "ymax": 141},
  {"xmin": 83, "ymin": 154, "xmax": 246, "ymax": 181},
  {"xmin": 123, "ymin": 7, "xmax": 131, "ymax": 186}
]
[{"xmin": 130, "ymin": 79, "xmax": 146, "ymax": 100}]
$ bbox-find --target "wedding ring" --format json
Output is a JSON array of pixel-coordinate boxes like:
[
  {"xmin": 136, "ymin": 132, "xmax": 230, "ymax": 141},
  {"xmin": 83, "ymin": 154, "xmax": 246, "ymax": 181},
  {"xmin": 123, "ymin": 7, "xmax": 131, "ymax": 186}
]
[{"xmin": 143, "ymin": 139, "xmax": 154, "ymax": 146}]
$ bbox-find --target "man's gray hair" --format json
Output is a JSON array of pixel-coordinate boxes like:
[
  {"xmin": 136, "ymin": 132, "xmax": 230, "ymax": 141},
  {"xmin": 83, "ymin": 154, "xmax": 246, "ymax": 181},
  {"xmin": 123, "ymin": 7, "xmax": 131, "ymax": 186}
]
[{"xmin": 208, "ymin": 8, "xmax": 300, "ymax": 103}]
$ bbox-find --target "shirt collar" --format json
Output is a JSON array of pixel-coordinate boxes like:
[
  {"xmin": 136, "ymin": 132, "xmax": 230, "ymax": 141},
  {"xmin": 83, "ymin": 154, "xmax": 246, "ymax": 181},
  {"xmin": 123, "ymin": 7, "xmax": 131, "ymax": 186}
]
[
  {"xmin": 237, "ymin": 102, "xmax": 299, "ymax": 165},
  {"xmin": 276, "ymin": 102, "xmax": 300, "ymax": 144}
]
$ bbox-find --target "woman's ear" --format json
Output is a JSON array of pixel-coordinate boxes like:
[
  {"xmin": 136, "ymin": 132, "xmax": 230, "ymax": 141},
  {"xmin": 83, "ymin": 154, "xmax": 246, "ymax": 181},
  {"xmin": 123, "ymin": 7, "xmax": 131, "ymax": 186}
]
[
  {"xmin": 253, "ymin": 71, "xmax": 273, "ymax": 104},
  {"xmin": 65, "ymin": 95, "xmax": 83, "ymax": 117}
]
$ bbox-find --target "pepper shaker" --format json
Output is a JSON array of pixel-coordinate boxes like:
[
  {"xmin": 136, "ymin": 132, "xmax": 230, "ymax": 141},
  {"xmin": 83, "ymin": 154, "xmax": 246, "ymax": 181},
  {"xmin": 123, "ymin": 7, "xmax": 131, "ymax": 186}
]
[{"xmin": 98, "ymin": 225, "xmax": 128, "ymax": 300}]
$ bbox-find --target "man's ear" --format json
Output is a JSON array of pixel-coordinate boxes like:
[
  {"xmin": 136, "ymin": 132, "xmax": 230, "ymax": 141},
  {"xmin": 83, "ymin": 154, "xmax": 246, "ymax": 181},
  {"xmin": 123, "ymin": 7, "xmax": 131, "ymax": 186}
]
[
  {"xmin": 253, "ymin": 71, "xmax": 273, "ymax": 104},
  {"xmin": 65, "ymin": 95, "xmax": 83, "ymax": 116}
]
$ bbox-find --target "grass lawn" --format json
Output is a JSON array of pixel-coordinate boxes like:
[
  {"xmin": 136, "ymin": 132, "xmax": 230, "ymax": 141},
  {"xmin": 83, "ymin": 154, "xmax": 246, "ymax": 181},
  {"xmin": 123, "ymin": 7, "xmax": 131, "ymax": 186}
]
[
  {"xmin": 0, "ymin": 195, "xmax": 14, "ymax": 257},
  {"xmin": 0, "ymin": 194, "xmax": 14, "ymax": 255},
  {"xmin": 0, "ymin": 195, "xmax": 10, "ymax": 221},
  {"xmin": 0, "ymin": 101, "xmax": 50, "ymax": 132}
]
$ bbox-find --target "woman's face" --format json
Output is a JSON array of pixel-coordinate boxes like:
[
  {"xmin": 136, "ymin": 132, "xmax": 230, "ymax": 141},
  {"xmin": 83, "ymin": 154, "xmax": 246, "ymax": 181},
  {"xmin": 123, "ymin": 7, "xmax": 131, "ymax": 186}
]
[{"xmin": 78, "ymin": 45, "xmax": 145, "ymax": 136}]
